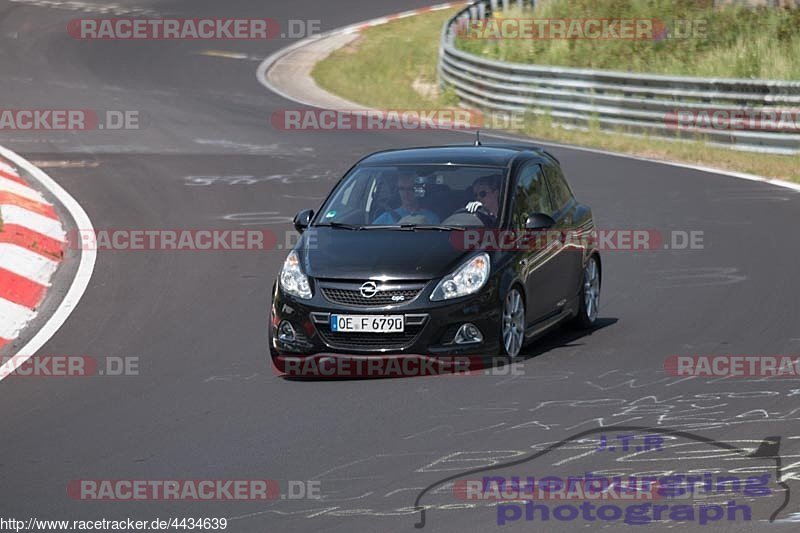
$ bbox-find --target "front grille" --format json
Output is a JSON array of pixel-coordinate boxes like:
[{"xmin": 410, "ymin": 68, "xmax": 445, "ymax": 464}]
[
  {"xmin": 321, "ymin": 287, "xmax": 421, "ymax": 307},
  {"xmin": 316, "ymin": 323, "xmax": 425, "ymax": 351},
  {"xmin": 318, "ymin": 280, "xmax": 426, "ymax": 307}
]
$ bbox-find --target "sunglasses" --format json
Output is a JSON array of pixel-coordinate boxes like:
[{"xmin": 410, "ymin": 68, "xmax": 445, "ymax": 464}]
[{"xmin": 475, "ymin": 189, "xmax": 494, "ymax": 198}]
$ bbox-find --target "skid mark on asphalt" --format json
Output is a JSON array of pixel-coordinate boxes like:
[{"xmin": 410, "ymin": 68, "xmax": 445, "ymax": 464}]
[
  {"xmin": 216, "ymin": 369, "xmax": 800, "ymax": 523},
  {"xmin": 585, "ymin": 370, "xmax": 701, "ymax": 391},
  {"xmin": 197, "ymin": 50, "xmax": 263, "ymax": 62},
  {"xmin": 230, "ymin": 429, "xmax": 798, "ymax": 523},
  {"xmin": 6, "ymin": 0, "xmax": 160, "ymax": 16},
  {"xmin": 29, "ymin": 160, "xmax": 99, "ymax": 168},
  {"xmin": 58, "ymin": 144, "xmax": 182, "ymax": 154},
  {"xmin": 193, "ymin": 138, "xmax": 315, "ymax": 156},
  {"xmin": 221, "ymin": 211, "xmax": 293, "ymax": 226},
  {"xmin": 708, "ymin": 189, "xmax": 798, "ymax": 203},
  {"xmin": 652, "ymin": 266, "xmax": 747, "ymax": 288},
  {"xmin": 283, "ymin": 194, "xmax": 326, "ymax": 200},
  {"xmin": 402, "ymin": 426, "xmax": 455, "ymax": 440},
  {"xmin": 185, "ymin": 171, "xmax": 334, "ymax": 186},
  {"xmin": 203, "ymin": 373, "xmax": 260, "ymax": 383},
  {"xmin": 186, "ymin": 175, "xmax": 291, "ymax": 186}
]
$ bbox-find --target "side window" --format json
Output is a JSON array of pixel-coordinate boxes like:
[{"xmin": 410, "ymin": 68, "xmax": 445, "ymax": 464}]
[
  {"xmin": 544, "ymin": 164, "xmax": 575, "ymax": 212},
  {"xmin": 512, "ymin": 163, "xmax": 554, "ymax": 230}
]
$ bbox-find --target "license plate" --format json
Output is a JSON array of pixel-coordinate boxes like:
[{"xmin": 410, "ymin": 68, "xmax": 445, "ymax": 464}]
[{"xmin": 330, "ymin": 315, "xmax": 404, "ymax": 333}]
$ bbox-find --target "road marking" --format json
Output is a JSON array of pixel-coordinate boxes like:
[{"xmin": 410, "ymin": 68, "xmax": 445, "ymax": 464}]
[
  {"xmin": 0, "ymin": 161, "xmax": 18, "ymax": 175},
  {"xmin": 0, "ymin": 298, "xmax": 36, "ymax": 340},
  {"xmin": 0, "ymin": 146, "xmax": 96, "ymax": 382},
  {"xmin": 0, "ymin": 243, "xmax": 58, "ymax": 285},
  {"xmin": 0, "ymin": 175, "xmax": 46, "ymax": 203},
  {"xmin": 0, "ymin": 267, "xmax": 46, "ymax": 308},
  {"xmin": 0, "ymin": 190, "xmax": 58, "ymax": 218},
  {"xmin": 0, "ymin": 168, "xmax": 27, "ymax": 185},
  {"xmin": 0, "ymin": 224, "xmax": 65, "ymax": 259},
  {"xmin": 0, "ymin": 204, "xmax": 65, "ymax": 241}
]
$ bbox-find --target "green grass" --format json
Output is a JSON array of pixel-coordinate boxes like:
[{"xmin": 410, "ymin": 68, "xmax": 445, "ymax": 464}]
[
  {"xmin": 312, "ymin": 7, "xmax": 800, "ymax": 182},
  {"xmin": 312, "ymin": 10, "xmax": 453, "ymax": 109},
  {"xmin": 456, "ymin": 0, "xmax": 800, "ymax": 79}
]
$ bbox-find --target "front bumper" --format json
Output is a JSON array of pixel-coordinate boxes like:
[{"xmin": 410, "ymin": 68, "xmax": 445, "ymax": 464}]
[{"xmin": 269, "ymin": 277, "xmax": 502, "ymax": 359}]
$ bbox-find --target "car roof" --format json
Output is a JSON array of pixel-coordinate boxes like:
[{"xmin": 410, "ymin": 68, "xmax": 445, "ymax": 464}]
[{"xmin": 357, "ymin": 143, "xmax": 559, "ymax": 168}]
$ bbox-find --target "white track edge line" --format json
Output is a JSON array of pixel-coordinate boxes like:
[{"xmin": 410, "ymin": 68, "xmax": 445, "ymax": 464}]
[
  {"xmin": 256, "ymin": 4, "xmax": 800, "ymax": 194},
  {"xmin": 0, "ymin": 146, "xmax": 96, "ymax": 381}
]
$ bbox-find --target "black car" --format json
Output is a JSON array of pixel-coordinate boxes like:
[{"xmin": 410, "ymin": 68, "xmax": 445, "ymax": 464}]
[{"xmin": 269, "ymin": 144, "xmax": 600, "ymax": 368}]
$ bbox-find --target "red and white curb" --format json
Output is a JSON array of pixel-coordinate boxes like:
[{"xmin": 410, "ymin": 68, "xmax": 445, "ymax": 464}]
[
  {"xmin": 256, "ymin": 2, "xmax": 468, "ymax": 106},
  {"xmin": 0, "ymin": 157, "xmax": 65, "ymax": 349},
  {"xmin": 0, "ymin": 146, "xmax": 96, "ymax": 381},
  {"xmin": 342, "ymin": 2, "xmax": 467, "ymax": 34}
]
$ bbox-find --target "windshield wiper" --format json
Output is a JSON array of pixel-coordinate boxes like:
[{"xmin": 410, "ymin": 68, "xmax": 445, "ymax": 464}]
[
  {"xmin": 398, "ymin": 224, "xmax": 466, "ymax": 231},
  {"xmin": 319, "ymin": 223, "xmax": 466, "ymax": 231},
  {"xmin": 316, "ymin": 222, "xmax": 363, "ymax": 230}
]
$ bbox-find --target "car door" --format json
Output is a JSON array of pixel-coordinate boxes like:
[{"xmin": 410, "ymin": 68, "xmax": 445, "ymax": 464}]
[
  {"xmin": 542, "ymin": 162, "xmax": 584, "ymax": 304},
  {"xmin": 510, "ymin": 161, "xmax": 566, "ymax": 323}
]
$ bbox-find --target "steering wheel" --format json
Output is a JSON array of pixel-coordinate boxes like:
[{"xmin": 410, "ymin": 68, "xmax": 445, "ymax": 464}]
[{"xmin": 445, "ymin": 205, "xmax": 496, "ymax": 227}]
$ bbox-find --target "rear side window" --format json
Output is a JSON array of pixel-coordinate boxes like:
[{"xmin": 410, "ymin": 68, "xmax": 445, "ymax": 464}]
[{"xmin": 544, "ymin": 164, "xmax": 574, "ymax": 212}]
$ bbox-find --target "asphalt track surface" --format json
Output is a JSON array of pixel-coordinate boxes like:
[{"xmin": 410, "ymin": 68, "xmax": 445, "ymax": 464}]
[{"xmin": 1, "ymin": 1, "xmax": 800, "ymax": 531}]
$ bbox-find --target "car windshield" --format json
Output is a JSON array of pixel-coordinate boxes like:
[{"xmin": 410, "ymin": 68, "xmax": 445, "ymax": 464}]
[{"xmin": 315, "ymin": 164, "xmax": 507, "ymax": 228}]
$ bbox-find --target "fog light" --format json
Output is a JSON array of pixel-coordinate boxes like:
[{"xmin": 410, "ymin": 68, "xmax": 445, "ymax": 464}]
[
  {"xmin": 454, "ymin": 323, "xmax": 483, "ymax": 344},
  {"xmin": 278, "ymin": 320, "xmax": 296, "ymax": 342}
]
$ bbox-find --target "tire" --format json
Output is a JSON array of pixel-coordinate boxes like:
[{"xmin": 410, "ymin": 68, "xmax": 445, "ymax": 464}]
[
  {"xmin": 571, "ymin": 255, "xmax": 600, "ymax": 329},
  {"xmin": 500, "ymin": 285, "xmax": 526, "ymax": 359}
]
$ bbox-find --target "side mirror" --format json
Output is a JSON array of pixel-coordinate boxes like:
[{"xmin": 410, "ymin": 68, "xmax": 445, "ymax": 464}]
[
  {"xmin": 525, "ymin": 213, "xmax": 555, "ymax": 230},
  {"xmin": 293, "ymin": 209, "xmax": 314, "ymax": 233}
]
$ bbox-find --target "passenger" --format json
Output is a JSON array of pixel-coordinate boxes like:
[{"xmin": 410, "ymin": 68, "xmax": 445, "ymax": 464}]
[{"xmin": 464, "ymin": 175, "xmax": 501, "ymax": 224}]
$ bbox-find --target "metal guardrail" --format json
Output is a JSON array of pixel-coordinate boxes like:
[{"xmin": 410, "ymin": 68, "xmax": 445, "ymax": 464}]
[{"xmin": 439, "ymin": 0, "xmax": 800, "ymax": 153}]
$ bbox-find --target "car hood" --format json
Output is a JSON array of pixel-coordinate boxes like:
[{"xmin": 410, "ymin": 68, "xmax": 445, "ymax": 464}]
[{"xmin": 298, "ymin": 227, "xmax": 472, "ymax": 281}]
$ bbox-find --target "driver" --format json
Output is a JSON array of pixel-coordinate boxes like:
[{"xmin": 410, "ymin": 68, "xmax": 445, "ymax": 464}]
[{"xmin": 373, "ymin": 172, "xmax": 440, "ymax": 224}]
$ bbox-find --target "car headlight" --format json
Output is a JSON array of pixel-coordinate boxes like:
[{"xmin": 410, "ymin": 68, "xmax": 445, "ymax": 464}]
[
  {"xmin": 430, "ymin": 253, "xmax": 490, "ymax": 301},
  {"xmin": 280, "ymin": 250, "xmax": 312, "ymax": 299}
]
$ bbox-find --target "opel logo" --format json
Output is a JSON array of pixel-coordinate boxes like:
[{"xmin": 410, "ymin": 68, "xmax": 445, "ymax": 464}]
[{"xmin": 359, "ymin": 281, "xmax": 379, "ymax": 298}]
